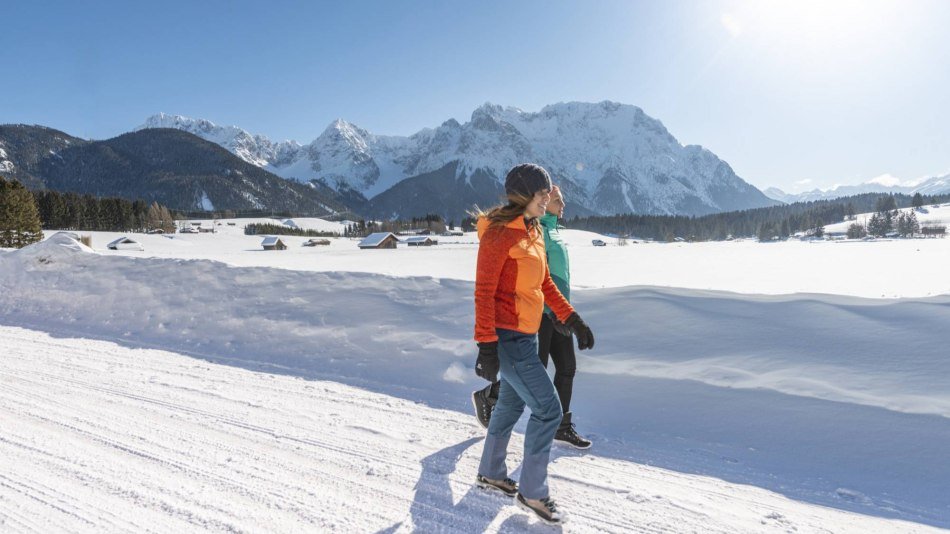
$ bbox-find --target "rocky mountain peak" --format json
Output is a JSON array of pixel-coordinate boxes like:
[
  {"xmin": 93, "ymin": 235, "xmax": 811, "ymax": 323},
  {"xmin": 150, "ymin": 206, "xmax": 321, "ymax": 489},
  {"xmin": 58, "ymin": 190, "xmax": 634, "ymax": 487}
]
[{"xmin": 137, "ymin": 102, "xmax": 778, "ymax": 218}]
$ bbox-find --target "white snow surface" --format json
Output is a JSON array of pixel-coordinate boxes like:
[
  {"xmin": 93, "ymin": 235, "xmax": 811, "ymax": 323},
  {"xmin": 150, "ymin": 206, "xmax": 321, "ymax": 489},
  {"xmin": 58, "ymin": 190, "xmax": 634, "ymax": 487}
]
[
  {"xmin": 2, "ymin": 223, "xmax": 950, "ymax": 531},
  {"xmin": 56, "ymin": 211, "xmax": 950, "ymax": 299},
  {"xmin": 3, "ymin": 326, "xmax": 940, "ymax": 533}
]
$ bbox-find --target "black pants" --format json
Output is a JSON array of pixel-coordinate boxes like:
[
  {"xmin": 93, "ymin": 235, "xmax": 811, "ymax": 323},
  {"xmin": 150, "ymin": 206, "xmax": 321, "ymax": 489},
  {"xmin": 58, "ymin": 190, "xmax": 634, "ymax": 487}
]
[
  {"xmin": 537, "ymin": 313, "xmax": 577, "ymax": 413},
  {"xmin": 486, "ymin": 314, "xmax": 577, "ymax": 413}
]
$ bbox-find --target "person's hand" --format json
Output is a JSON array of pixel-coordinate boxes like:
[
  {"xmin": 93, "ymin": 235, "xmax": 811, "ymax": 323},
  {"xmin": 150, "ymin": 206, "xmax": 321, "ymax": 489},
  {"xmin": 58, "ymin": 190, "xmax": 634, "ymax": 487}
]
[
  {"xmin": 551, "ymin": 315, "xmax": 572, "ymax": 337},
  {"xmin": 475, "ymin": 342, "xmax": 499, "ymax": 382},
  {"xmin": 565, "ymin": 313, "xmax": 595, "ymax": 350}
]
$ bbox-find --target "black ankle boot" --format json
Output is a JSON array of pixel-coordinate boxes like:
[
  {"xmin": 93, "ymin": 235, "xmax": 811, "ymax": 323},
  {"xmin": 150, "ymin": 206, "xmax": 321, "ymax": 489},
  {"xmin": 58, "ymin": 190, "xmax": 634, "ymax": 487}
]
[
  {"xmin": 472, "ymin": 384, "xmax": 497, "ymax": 429},
  {"xmin": 554, "ymin": 411, "xmax": 591, "ymax": 449}
]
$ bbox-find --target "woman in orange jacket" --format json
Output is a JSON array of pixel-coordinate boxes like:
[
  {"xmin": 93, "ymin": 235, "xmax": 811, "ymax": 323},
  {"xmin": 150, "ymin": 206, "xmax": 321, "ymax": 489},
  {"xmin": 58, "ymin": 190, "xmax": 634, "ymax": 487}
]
[{"xmin": 473, "ymin": 163, "xmax": 594, "ymax": 525}]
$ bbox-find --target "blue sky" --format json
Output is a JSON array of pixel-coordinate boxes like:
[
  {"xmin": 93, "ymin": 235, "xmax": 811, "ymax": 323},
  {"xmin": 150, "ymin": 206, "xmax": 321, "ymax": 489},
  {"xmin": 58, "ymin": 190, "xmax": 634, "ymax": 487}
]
[{"xmin": 2, "ymin": 0, "xmax": 949, "ymax": 191}]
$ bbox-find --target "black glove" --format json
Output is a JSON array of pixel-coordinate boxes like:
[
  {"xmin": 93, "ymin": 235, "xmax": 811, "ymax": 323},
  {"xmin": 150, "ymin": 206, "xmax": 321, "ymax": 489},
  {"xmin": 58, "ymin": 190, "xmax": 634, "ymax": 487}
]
[
  {"xmin": 565, "ymin": 312, "xmax": 595, "ymax": 350},
  {"xmin": 551, "ymin": 314, "xmax": 572, "ymax": 337},
  {"xmin": 475, "ymin": 342, "xmax": 499, "ymax": 382}
]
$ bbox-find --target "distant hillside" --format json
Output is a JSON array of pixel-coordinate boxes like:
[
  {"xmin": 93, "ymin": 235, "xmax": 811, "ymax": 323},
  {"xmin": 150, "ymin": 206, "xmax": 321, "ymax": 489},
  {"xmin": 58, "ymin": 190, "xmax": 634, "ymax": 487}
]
[
  {"xmin": 566, "ymin": 191, "xmax": 950, "ymax": 241},
  {"xmin": 0, "ymin": 125, "xmax": 346, "ymax": 214},
  {"xmin": 0, "ymin": 124, "xmax": 87, "ymax": 189},
  {"xmin": 765, "ymin": 173, "xmax": 950, "ymax": 203}
]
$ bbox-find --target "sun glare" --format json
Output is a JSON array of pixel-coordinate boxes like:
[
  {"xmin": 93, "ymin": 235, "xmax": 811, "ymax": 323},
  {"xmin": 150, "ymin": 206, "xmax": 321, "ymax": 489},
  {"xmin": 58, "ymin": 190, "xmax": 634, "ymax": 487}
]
[{"xmin": 721, "ymin": 0, "xmax": 906, "ymax": 60}]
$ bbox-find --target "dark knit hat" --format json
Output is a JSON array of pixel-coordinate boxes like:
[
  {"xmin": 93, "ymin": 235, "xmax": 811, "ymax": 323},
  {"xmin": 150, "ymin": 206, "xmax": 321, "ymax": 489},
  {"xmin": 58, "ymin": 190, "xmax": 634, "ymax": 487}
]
[{"xmin": 504, "ymin": 163, "xmax": 552, "ymax": 198}]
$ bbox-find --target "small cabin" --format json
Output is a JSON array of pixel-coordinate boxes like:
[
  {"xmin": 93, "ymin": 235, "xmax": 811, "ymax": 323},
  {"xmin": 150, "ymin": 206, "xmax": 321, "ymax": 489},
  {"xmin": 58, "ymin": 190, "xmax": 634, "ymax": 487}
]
[
  {"xmin": 303, "ymin": 238, "xmax": 331, "ymax": 247},
  {"xmin": 261, "ymin": 236, "xmax": 288, "ymax": 250},
  {"xmin": 358, "ymin": 232, "xmax": 398, "ymax": 249},
  {"xmin": 921, "ymin": 226, "xmax": 947, "ymax": 237},
  {"xmin": 405, "ymin": 236, "xmax": 438, "ymax": 247},
  {"xmin": 107, "ymin": 237, "xmax": 144, "ymax": 251}
]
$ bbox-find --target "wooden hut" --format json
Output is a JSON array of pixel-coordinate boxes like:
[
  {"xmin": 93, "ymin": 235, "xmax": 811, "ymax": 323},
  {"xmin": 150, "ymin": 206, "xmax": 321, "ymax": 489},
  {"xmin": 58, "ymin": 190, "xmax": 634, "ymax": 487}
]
[
  {"xmin": 261, "ymin": 236, "xmax": 288, "ymax": 250},
  {"xmin": 358, "ymin": 232, "xmax": 398, "ymax": 249}
]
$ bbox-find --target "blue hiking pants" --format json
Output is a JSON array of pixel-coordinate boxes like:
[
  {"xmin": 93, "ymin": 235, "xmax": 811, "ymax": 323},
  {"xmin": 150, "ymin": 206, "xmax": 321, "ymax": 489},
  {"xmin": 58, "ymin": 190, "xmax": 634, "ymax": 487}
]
[{"xmin": 478, "ymin": 328, "xmax": 563, "ymax": 499}]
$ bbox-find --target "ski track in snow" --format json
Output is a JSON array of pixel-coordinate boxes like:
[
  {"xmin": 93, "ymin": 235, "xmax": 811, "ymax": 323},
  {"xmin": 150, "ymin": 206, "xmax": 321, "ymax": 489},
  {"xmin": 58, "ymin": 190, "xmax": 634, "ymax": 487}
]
[{"xmin": 0, "ymin": 325, "xmax": 941, "ymax": 534}]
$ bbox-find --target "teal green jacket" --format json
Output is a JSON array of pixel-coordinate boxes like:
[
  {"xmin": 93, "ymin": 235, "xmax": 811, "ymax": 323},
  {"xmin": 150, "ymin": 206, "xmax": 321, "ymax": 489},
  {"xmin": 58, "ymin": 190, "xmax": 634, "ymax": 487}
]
[{"xmin": 540, "ymin": 213, "xmax": 570, "ymax": 315}]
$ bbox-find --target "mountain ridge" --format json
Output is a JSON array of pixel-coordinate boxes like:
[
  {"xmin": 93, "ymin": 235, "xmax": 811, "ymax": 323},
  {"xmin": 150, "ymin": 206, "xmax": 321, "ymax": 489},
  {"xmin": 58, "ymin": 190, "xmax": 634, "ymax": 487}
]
[
  {"xmin": 139, "ymin": 101, "xmax": 779, "ymax": 219},
  {"xmin": 765, "ymin": 173, "xmax": 950, "ymax": 203}
]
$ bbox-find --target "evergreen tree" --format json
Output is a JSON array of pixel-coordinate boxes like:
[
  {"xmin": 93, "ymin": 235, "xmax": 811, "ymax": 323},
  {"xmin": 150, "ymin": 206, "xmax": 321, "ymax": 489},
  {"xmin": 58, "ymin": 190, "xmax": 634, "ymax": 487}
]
[
  {"xmin": 159, "ymin": 205, "xmax": 176, "ymax": 233},
  {"xmin": 867, "ymin": 213, "xmax": 890, "ymax": 237},
  {"xmin": 780, "ymin": 219, "xmax": 790, "ymax": 238},
  {"xmin": 132, "ymin": 199, "xmax": 149, "ymax": 231},
  {"xmin": 847, "ymin": 223, "xmax": 867, "ymax": 239},
  {"xmin": 813, "ymin": 219, "xmax": 825, "ymax": 238},
  {"xmin": 897, "ymin": 211, "xmax": 919, "ymax": 237},
  {"xmin": 146, "ymin": 202, "xmax": 163, "ymax": 231},
  {"xmin": 0, "ymin": 177, "xmax": 44, "ymax": 248},
  {"xmin": 875, "ymin": 195, "xmax": 897, "ymax": 213},
  {"xmin": 845, "ymin": 203, "xmax": 856, "ymax": 221},
  {"xmin": 912, "ymin": 192, "xmax": 924, "ymax": 209}
]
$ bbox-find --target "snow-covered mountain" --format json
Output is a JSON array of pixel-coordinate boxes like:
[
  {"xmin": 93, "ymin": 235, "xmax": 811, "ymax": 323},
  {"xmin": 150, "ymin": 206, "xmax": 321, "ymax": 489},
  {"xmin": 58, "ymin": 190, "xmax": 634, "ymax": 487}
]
[
  {"xmin": 765, "ymin": 172, "xmax": 950, "ymax": 203},
  {"xmin": 140, "ymin": 113, "xmax": 302, "ymax": 168},
  {"xmin": 139, "ymin": 102, "xmax": 777, "ymax": 218}
]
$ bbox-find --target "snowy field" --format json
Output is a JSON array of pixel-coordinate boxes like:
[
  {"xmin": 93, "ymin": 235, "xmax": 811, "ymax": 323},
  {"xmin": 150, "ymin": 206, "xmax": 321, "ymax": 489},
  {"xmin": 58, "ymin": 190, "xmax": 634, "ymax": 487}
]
[
  {"xmin": 1, "ymin": 207, "xmax": 950, "ymax": 532},
  {"xmin": 74, "ymin": 206, "xmax": 950, "ymax": 298}
]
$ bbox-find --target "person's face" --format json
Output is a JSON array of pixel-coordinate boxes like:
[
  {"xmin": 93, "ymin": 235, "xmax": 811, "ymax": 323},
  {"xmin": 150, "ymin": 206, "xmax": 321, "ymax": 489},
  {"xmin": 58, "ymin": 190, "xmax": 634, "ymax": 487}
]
[
  {"xmin": 525, "ymin": 189, "xmax": 551, "ymax": 219},
  {"xmin": 547, "ymin": 191, "xmax": 564, "ymax": 218}
]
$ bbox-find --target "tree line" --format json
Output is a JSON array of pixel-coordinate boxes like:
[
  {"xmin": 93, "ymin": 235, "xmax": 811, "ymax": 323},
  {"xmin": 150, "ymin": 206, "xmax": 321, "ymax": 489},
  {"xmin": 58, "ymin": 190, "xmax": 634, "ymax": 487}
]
[
  {"xmin": 564, "ymin": 192, "xmax": 950, "ymax": 241},
  {"xmin": 244, "ymin": 223, "xmax": 338, "ymax": 237},
  {"xmin": 343, "ymin": 213, "xmax": 448, "ymax": 237},
  {"xmin": 32, "ymin": 189, "xmax": 177, "ymax": 233},
  {"xmin": 1, "ymin": 176, "xmax": 181, "ymax": 249}
]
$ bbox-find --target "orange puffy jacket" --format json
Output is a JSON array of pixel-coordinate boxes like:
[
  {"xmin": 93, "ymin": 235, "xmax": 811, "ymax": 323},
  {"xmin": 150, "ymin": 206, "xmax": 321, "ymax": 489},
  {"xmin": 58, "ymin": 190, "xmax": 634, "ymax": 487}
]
[{"xmin": 474, "ymin": 215, "xmax": 575, "ymax": 343}]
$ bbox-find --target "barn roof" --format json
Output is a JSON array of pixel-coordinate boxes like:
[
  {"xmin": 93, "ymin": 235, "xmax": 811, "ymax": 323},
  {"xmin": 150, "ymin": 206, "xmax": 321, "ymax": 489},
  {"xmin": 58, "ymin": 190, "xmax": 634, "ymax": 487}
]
[
  {"xmin": 107, "ymin": 237, "xmax": 140, "ymax": 247},
  {"xmin": 358, "ymin": 232, "xmax": 396, "ymax": 247}
]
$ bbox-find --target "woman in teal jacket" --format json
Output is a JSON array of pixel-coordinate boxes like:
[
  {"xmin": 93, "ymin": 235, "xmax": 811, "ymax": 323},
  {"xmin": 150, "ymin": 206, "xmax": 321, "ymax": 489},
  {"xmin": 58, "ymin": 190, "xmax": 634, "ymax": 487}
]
[{"xmin": 473, "ymin": 185, "xmax": 591, "ymax": 449}]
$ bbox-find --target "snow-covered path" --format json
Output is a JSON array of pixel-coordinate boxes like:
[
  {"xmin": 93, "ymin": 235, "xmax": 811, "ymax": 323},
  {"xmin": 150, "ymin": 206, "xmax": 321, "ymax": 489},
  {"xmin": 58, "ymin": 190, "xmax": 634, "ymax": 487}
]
[
  {"xmin": 1, "ymin": 325, "xmax": 941, "ymax": 533},
  {"xmin": 3, "ymin": 234, "xmax": 950, "ymax": 529}
]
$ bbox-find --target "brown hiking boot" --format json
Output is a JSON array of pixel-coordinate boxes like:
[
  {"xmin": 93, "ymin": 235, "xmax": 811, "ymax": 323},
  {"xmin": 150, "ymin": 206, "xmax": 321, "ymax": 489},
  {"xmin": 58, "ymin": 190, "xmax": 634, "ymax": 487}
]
[
  {"xmin": 475, "ymin": 474, "xmax": 517, "ymax": 497},
  {"xmin": 516, "ymin": 493, "xmax": 565, "ymax": 524}
]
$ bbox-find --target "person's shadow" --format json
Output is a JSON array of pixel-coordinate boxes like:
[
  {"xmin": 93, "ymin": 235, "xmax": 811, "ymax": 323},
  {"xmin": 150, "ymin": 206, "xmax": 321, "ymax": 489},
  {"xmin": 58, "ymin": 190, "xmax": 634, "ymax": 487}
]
[{"xmin": 377, "ymin": 437, "xmax": 563, "ymax": 533}]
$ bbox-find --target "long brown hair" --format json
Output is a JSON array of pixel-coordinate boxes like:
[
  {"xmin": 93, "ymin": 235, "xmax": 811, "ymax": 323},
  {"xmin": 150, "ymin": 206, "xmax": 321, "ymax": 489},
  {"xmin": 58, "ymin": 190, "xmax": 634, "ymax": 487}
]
[
  {"xmin": 470, "ymin": 192, "xmax": 541, "ymax": 233},
  {"xmin": 470, "ymin": 163, "xmax": 552, "ymax": 232}
]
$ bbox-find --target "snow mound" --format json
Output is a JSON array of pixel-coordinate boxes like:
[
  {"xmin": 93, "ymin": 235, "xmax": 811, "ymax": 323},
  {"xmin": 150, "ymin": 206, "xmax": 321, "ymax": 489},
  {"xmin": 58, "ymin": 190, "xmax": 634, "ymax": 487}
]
[{"xmin": 9, "ymin": 232, "xmax": 95, "ymax": 264}]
